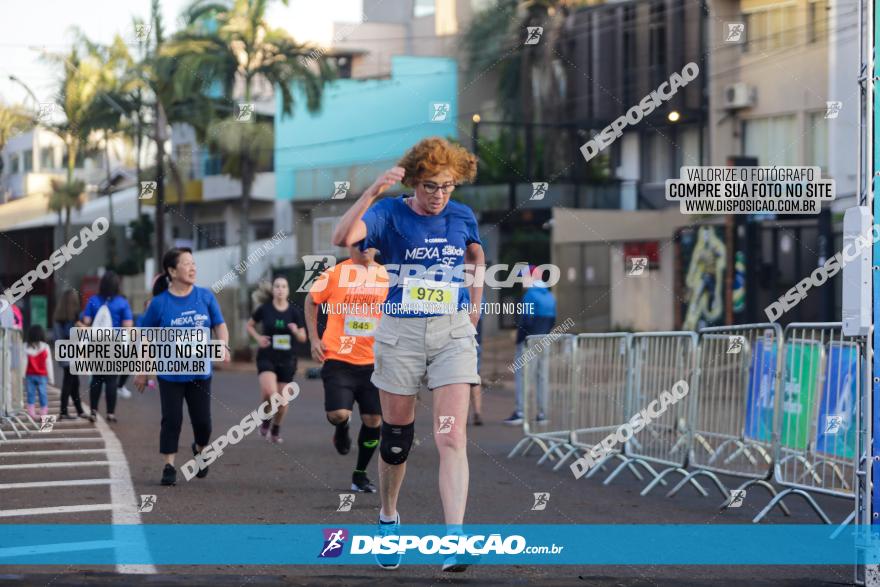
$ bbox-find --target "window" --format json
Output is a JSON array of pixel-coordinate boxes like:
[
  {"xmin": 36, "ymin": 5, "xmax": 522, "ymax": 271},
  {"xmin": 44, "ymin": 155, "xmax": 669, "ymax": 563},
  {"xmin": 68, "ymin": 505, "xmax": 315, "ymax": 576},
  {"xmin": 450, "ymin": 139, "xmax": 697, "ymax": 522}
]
[
  {"xmin": 39, "ymin": 147, "xmax": 55, "ymax": 170},
  {"xmin": 251, "ymin": 219, "xmax": 274, "ymax": 241},
  {"xmin": 175, "ymin": 144, "xmax": 194, "ymax": 179},
  {"xmin": 744, "ymin": 3, "xmax": 797, "ymax": 52},
  {"xmin": 622, "ymin": 6, "xmax": 637, "ymax": 103},
  {"xmin": 414, "ymin": 0, "xmax": 435, "ymax": 17},
  {"xmin": 675, "ymin": 126, "xmax": 702, "ymax": 169},
  {"xmin": 313, "ymin": 216, "xmax": 343, "ymax": 254},
  {"xmin": 648, "ymin": 2, "xmax": 667, "ymax": 86},
  {"xmin": 806, "ymin": 111, "xmax": 828, "ymax": 173},
  {"xmin": 62, "ymin": 150, "xmax": 84, "ymax": 170},
  {"xmin": 644, "ymin": 133, "xmax": 673, "ymax": 183},
  {"xmin": 22, "ymin": 149, "xmax": 33, "ymax": 173},
  {"xmin": 196, "ymin": 222, "xmax": 226, "ymax": 249},
  {"xmin": 9, "ymin": 154, "xmax": 19, "ymax": 174},
  {"xmin": 744, "ymin": 114, "xmax": 797, "ymax": 166},
  {"xmin": 809, "ymin": 0, "xmax": 829, "ymax": 43}
]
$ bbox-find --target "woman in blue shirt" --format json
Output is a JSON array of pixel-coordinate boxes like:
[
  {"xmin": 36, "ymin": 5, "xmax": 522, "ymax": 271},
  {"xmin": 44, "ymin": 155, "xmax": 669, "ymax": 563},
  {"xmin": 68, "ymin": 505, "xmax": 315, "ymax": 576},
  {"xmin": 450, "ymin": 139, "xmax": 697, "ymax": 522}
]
[
  {"xmin": 332, "ymin": 137, "xmax": 485, "ymax": 572},
  {"xmin": 134, "ymin": 248, "xmax": 230, "ymax": 486},
  {"xmin": 80, "ymin": 271, "xmax": 133, "ymax": 423}
]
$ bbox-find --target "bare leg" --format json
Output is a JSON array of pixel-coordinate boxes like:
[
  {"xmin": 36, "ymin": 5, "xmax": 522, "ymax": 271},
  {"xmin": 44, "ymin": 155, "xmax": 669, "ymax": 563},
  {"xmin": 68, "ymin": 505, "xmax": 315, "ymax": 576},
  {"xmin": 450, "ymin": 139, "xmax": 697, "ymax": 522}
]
[
  {"xmin": 273, "ymin": 381, "xmax": 290, "ymax": 425},
  {"xmin": 470, "ymin": 384, "xmax": 482, "ymax": 419},
  {"xmin": 433, "ymin": 383, "xmax": 471, "ymax": 526},
  {"xmin": 378, "ymin": 390, "xmax": 416, "ymax": 519}
]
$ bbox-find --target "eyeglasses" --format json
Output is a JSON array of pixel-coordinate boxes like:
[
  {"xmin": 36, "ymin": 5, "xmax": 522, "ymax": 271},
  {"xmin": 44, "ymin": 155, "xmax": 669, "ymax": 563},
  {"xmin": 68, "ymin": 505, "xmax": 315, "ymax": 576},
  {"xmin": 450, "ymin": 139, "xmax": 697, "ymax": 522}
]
[{"xmin": 421, "ymin": 181, "xmax": 457, "ymax": 195}]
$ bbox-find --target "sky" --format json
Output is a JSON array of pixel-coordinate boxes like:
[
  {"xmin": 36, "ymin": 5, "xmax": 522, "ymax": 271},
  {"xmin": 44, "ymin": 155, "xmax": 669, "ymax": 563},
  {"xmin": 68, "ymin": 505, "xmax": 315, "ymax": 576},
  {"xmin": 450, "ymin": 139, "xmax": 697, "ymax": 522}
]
[{"xmin": 0, "ymin": 0, "xmax": 363, "ymax": 107}]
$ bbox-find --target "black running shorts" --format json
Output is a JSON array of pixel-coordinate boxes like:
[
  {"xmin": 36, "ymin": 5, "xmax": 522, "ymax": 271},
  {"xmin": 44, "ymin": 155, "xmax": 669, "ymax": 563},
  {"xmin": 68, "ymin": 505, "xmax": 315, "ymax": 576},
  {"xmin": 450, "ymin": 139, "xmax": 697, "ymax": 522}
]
[
  {"xmin": 256, "ymin": 352, "xmax": 296, "ymax": 383},
  {"xmin": 321, "ymin": 359, "xmax": 382, "ymax": 415}
]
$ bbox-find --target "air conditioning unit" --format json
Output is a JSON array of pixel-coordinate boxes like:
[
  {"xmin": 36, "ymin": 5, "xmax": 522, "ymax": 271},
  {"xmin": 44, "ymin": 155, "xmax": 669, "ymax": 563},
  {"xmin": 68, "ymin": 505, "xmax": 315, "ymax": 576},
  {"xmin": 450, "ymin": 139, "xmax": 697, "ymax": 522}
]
[{"xmin": 722, "ymin": 83, "xmax": 756, "ymax": 109}]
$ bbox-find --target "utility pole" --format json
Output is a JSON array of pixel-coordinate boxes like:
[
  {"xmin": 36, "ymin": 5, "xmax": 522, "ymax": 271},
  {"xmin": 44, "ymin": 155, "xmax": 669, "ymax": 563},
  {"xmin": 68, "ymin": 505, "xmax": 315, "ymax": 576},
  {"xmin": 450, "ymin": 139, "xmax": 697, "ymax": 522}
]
[{"xmin": 154, "ymin": 100, "xmax": 166, "ymax": 268}]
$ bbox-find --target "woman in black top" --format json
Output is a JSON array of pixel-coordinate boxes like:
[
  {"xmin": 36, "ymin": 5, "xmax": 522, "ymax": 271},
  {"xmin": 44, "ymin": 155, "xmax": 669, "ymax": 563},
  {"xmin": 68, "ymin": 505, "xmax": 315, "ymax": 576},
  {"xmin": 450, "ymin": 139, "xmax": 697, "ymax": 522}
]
[
  {"xmin": 53, "ymin": 289, "xmax": 85, "ymax": 419},
  {"xmin": 246, "ymin": 276, "xmax": 307, "ymax": 443}
]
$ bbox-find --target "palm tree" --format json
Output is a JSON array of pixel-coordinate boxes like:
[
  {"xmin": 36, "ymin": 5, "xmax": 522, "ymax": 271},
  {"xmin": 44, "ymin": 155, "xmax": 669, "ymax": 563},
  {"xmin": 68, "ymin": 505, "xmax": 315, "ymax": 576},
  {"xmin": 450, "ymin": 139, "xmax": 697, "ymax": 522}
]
[
  {"xmin": 463, "ymin": 0, "xmax": 579, "ymax": 177},
  {"xmin": 0, "ymin": 103, "xmax": 33, "ymax": 177},
  {"xmin": 75, "ymin": 34, "xmax": 142, "ymax": 269},
  {"xmin": 163, "ymin": 0, "xmax": 334, "ymax": 335},
  {"xmin": 41, "ymin": 39, "xmax": 103, "ymax": 243},
  {"xmin": 47, "ymin": 178, "xmax": 86, "ymax": 243},
  {"xmin": 143, "ymin": 0, "xmax": 225, "ymax": 264}
]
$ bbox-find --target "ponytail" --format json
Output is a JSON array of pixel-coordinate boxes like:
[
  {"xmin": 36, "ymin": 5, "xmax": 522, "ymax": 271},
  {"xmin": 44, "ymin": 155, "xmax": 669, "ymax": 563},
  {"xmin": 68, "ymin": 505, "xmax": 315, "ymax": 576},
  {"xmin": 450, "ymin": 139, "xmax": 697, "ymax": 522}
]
[
  {"xmin": 153, "ymin": 247, "xmax": 192, "ymax": 296},
  {"xmin": 152, "ymin": 270, "xmax": 171, "ymax": 297}
]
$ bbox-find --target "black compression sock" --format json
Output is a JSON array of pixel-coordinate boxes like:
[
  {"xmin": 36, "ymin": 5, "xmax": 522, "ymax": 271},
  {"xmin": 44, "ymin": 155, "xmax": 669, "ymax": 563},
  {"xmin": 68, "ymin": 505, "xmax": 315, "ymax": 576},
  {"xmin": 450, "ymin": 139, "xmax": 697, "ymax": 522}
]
[
  {"xmin": 271, "ymin": 424, "xmax": 280, "ymax": 436},
  {"xmin": 356, "ymin": 424, "xmax": 381, "ymax": 472}
]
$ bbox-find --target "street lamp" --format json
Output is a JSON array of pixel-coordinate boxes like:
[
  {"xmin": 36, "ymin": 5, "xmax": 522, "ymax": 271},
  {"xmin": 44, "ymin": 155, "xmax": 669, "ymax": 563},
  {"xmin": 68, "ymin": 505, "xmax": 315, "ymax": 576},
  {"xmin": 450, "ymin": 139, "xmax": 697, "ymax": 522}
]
[
  {"xmin": 667, "ymin": 110, "xmax": 681, "ymax": 123},
  {"xmin": 8, "ymin": 75, "xmax": 39, "ymax": 110},
  {"xmin": 471, "ymin": 114, "xmax": 481, "ymax": 158}
]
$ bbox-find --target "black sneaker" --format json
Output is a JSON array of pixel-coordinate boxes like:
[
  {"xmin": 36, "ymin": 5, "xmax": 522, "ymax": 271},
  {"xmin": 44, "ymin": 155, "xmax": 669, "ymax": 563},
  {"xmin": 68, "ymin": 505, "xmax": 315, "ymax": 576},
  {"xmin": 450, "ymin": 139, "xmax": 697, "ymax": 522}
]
[
  {"xmin": 88, "ymin": 411, "xmax": 97, "ymax": 423},
  {"xmin": 502, "ymin": 412, "xmax": 523, "ymax": 426},
  {"xmin": 58, "ymin": 413, "xmax": 74, "ymax": 420},
  {"xmin": 160, "ymin": 464, "xmax": 177, "ymax": 486},
  {"xmin": 333, "ymin": 421, "xmax": 352, "ymax": 455},
  {"xmin": 351, "ymin": 471, "xmax": 377, "ymax": 493},
  {"xmin": 192, "ymin": 442, "xmax": 209, "ymax": 478}
]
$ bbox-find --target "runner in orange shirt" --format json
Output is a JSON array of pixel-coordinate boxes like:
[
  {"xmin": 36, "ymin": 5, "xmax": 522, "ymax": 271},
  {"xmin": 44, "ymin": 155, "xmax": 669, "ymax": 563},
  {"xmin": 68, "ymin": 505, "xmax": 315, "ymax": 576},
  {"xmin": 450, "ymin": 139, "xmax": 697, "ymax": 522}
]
[{"xmin": 305, "ymin": 246, "xmax": 389, "ymax": 492}]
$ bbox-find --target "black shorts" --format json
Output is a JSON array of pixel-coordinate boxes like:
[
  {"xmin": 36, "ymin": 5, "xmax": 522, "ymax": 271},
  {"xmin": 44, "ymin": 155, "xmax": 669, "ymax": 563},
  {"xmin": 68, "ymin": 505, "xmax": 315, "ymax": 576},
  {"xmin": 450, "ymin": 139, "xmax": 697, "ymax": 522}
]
[
  {"xmin": 321, "ymin": 359, "xmax": 381, "ymax": 415},
  {"xmin": 256, "ymin": 353, "xmax": 296, "ymax": 383}
]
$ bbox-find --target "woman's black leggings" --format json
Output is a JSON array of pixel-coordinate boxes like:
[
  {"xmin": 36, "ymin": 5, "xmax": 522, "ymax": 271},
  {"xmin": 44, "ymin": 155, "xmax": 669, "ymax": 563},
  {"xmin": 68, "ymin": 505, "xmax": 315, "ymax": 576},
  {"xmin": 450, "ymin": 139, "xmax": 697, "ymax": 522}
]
[
  {"xmin": 89, "ymin": 375, "xmax": 118, "ymax": 415},
  {"xmin": 60, "ymin": 367, "xmax": 83, "ymax": 415},
  {"xmin": 158, "ymin": 378, "xmax": 212, "ymax": 455}
]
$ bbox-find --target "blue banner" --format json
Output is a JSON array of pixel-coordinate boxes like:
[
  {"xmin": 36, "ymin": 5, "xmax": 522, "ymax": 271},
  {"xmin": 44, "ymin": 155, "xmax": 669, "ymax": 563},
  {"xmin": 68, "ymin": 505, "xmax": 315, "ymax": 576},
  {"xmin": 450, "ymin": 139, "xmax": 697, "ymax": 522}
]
[
  {"xmin": 744, "ymin": 337, "xmax": 776, "ymax": 442},
  {"xmin": 815, "ymin": 342, "xmax": 860, "ymax": 459},
  {"xmin": 3, "ymin": 525, "xmax": 880, "ymax": 565}
]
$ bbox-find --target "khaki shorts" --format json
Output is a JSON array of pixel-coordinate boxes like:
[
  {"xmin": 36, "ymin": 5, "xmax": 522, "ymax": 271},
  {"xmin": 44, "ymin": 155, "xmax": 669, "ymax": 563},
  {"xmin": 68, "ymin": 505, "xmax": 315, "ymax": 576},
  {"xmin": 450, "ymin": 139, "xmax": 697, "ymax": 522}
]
[{"xmin": 371, "ymin": 311, "xmax": 480, "ymax": 395}]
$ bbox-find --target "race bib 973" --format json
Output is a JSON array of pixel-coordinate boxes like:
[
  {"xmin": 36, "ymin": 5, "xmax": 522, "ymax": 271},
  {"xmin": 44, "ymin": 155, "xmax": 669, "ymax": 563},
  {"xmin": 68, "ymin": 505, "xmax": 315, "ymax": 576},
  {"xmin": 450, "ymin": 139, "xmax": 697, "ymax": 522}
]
[{"xmin": 401, "ymin": 278, "xmax": 457, "ymax": 314}]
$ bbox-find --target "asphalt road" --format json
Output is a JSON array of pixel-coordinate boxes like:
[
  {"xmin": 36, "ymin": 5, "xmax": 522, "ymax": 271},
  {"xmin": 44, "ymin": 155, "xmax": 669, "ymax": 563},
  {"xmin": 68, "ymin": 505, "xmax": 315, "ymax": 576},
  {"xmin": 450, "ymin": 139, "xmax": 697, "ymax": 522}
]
[{"xmin": 0, "ymin": 363, "xmax": 859, "ymax": 586}]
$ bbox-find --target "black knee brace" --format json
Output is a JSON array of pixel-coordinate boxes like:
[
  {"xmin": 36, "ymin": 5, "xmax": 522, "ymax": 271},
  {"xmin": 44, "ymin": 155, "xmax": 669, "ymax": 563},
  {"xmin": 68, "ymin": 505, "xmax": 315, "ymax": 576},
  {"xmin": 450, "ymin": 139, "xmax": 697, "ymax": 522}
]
[{"xmin": 380, "ymin": 421, "xmax": 414, "ymax": 465}]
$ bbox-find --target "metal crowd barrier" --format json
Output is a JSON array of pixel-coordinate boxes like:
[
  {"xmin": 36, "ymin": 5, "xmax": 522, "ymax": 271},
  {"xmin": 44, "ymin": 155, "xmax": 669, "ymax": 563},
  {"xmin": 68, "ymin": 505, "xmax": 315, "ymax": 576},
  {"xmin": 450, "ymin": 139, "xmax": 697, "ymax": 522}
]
[
  {"xmin": 507, "ymin": 334, "xmax": 576, "ymax": 462},
  {"xmin": 568, "ymin": 333, "xmax": 641, "ymax": 480},
  {"xmin": 752, "ymin": 323, "xmax": 863, "ymax": 526},
  {"xmin": 508, "ymin": 321, "xmax": 864, "ymax": 528},
  {"xmin": 663, "ymin": 324, "xmax": 791, "ymax": 517},
  {"xmin": 0, "ymin": 327, "xmax": 29, "ymax": 440},
  {"xmin": 609, "ymin": 332, "xmax": 704, "ymax": 495}
]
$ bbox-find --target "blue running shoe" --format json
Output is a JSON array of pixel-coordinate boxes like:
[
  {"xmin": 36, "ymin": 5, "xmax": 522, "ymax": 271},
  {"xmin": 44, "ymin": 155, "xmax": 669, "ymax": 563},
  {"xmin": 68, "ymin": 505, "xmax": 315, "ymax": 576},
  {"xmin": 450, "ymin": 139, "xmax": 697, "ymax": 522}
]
[
  {"xmin": 442, "ymin": 533, "xmax": 483, "ymax": 572},
  {"xmin": 375, "ymin": 513, "xmax": 401, "ymax": 570}
]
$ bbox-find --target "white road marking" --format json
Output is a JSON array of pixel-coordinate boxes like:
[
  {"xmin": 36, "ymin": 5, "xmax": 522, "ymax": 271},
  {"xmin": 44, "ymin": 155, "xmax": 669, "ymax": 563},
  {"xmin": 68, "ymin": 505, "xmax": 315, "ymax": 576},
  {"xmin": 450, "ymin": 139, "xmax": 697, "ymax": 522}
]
[
  {"xmin": 0, "ymin": 437, "xmax": 104, "ymax": 444},
  {"xmin": 0, "ymin": 461, "xmax": 113, "ymax": 470},
  {"xmin": 0, "ymin": 540, "xmax": 116, "ymax": 558},
  {"xmin": 0, "ymin": 478, "xmax": 115, "ymax": 490},
  {"xmin": 93, "ymin": 414, "xmax": 157, "ymax": 574},
  {"xmin": 0, "ymin": 504, "xmax": 114, "ymax": 518},
  {"xmin": 0, "ymin": 449, "xmax": 106, "ymax": 457},
  {"xmin": 19, "ymin": 429, "xmax": 104, "ymax": 435}
]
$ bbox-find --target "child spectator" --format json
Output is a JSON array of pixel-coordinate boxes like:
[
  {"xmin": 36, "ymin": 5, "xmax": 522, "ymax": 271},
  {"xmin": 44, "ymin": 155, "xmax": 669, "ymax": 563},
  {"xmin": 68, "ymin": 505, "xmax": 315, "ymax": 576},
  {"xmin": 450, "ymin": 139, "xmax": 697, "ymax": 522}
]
[{"xmin": 24, "ymin": 324, "xmax": 54, "ymax": 419}]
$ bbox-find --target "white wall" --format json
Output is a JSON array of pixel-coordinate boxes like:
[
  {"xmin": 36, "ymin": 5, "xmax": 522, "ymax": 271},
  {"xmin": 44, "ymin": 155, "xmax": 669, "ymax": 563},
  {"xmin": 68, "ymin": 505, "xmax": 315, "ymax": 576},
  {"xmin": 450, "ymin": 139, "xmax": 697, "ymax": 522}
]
[
  {"xmin": 827, "ymin": 0, "xmax": 860, "ymax": 209},
  {"xmin": 609, "ymin": 241, "xmax": 677, "ymax": 331},
  {"xmin": 145, "ymin": 233, "xmax": 298, "ymax": 292}
]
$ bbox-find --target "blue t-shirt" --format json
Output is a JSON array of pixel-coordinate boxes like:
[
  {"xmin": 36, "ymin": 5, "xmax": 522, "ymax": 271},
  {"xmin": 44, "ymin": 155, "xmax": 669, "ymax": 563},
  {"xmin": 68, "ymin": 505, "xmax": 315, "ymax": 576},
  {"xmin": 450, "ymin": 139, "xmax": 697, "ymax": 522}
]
[
  {"xmin": 361, "ymin": 196, "xmax": 481, "ymax": 318},
  {"xmin": 139, "ymin": 286, "xmax": 225, "ymax": 381},
  {"xmin": 82, "ymin": 295, "xmax": 133, "ymax": 328}
]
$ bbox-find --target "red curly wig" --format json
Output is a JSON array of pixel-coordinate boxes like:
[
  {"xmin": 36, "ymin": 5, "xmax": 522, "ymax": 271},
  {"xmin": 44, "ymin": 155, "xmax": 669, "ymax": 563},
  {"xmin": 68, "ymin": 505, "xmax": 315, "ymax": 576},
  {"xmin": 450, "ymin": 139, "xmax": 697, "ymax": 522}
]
[{"xmin": 397, "ymin": 137, "xmax": 478, "ymax": 188}]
